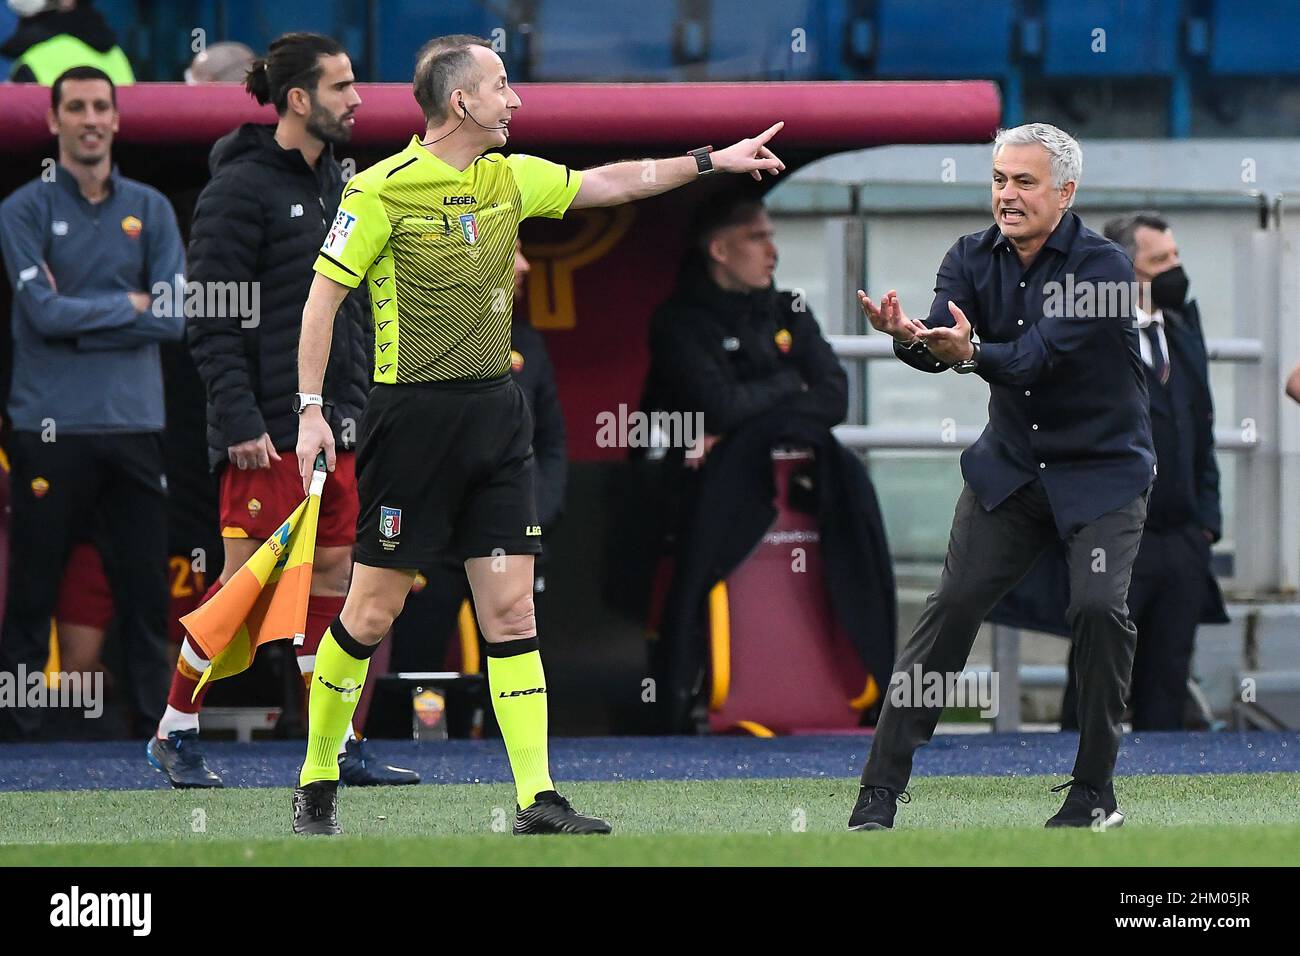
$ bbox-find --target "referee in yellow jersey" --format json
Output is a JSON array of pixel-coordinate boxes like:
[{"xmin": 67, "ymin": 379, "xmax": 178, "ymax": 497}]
[{"xmin": 291, "ymin": 34, "xmax": 785, "ymax": 835}]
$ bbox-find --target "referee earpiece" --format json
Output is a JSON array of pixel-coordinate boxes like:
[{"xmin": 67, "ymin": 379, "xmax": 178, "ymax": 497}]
[{"xmin": 422, "ymin": 97, "xmax": 508, "ymax": 147}]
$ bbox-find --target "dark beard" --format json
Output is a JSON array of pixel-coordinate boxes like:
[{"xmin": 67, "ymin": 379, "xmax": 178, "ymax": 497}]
[{"xmin": 306, "ymin": 104, "xmax": 352, "ymax": 147}]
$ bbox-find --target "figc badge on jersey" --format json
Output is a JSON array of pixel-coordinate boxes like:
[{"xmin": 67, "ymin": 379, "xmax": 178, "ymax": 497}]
[{"xmin": 459, "ymin": 213, "xmax": 479, "ymax": 245}]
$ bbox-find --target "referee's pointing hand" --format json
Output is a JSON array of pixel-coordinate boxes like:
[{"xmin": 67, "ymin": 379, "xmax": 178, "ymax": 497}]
[
  {"xmin": 297, "ymin": 405, "xmax": 336, "ymax": 495},
  {"xmin": 712, "ymin": 122, "xmax": 787, "ymax": 182}
]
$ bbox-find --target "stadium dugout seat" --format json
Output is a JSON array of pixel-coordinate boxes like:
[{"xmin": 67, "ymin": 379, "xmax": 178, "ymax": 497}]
[
  {"xmin": 1208, "ymin": 0, "xmax": 1300, "ymax": 75},
  {"xmin": 371, "ymin": 0, "xmax": 511, "ymax": 82},
  {"xmin": 706, "ymin": 451, "xmax": 878, "ymax": 736},
  {"xmin": 701, "ymin": 0, "xmax": 823, "ymax": 80},
  {"xmin": 1040, "ymin": 0, "xmax": 1180, "ymax": 77},
  {"xmin": 218, "ymin": 1, "xmax": 365, "ymax": 74},
  {"xmin": 873, "ymin": 0, "xmax": 1015, "ymax": 79},
  {"xmin": 530, "ymin": 0, "xmax": 679, "ymax": 81}
]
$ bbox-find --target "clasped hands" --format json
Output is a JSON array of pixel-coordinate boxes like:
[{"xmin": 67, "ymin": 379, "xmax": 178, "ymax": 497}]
[{"xmin": 856, "ymin": 290, "xmax": 974, "ymax": 365}]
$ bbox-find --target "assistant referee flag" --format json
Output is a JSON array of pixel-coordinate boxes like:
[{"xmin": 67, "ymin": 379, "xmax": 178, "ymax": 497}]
[{"xmin": 180, "ymin": 457, "xmax": 328, "ymax": 696}]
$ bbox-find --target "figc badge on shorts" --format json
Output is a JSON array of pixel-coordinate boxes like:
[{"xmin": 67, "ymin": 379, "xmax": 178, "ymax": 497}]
[{"xmin": 380, "ymin": 505, "xmax": 402, "ymax": 539}]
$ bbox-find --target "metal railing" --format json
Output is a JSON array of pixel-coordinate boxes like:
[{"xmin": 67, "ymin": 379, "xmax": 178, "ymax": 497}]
[{"xmin": 828, "ymin": 335, "xmax": 1265, "ymax": 455}]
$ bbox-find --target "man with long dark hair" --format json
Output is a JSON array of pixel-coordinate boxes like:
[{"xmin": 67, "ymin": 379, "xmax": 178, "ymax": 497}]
[{"xmin": 150, "ymin": 33, "xmax": 416, "ymax": 788}]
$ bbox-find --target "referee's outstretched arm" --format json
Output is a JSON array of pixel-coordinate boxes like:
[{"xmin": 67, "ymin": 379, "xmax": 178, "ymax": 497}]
[{"xmin": 569, "ymin": 122, "xmax": 787, "ymax": 209}]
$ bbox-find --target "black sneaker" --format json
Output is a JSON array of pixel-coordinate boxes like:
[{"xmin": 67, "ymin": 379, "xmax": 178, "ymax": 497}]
[
  {"xmin": 146, "ymin": 730, "xmax": 223, "ymax": 789},
  {"xmin": 292, "ymin": 780, "xmax": 341, "ymax": 835},
  {"xmin": 848, "ymin": 785, "xmax": 910, "ymax": 831},
  {"xmin": 339, "ymin": 738, "xmax": 421, "ymax": 787},
  {"xmin": 513, "ymin": 790, "xmax": 612, "ymax": 835},
  {"xmin": 1044, "ymin": 779, "xmax": 1124, "ymax": 829}
]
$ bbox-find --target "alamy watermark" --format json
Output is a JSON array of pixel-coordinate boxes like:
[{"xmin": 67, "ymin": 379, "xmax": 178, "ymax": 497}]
[
  {"xmin": 0, "ymin": 664, "xmax": 103, "ymax": 719},
  {"xmin": 595, "ymin": 404, "xmax": 706, "ymax": 459},
  {"xmin": 151, "ymin": 274, "xmax": 261, "ymax": 328},
  {"xmin": 50, "ymin": 886, "xmax": 151, "ymax": 936},
  {"xmin": 1042, "ymin": 275, "xmax": 1151, "ymax": 320},
  {"xmin": 888, "ymin": 664, "xmax": 999, "ymax": 719}
]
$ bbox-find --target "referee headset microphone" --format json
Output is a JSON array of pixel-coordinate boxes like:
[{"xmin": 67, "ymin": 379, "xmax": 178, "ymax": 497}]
[{"xmin": 421, "ymin": 97, "xmax": 509, "ymax": 146}]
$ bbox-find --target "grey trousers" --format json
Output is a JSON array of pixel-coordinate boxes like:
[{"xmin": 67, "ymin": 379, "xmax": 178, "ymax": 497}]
[{"xmin": 861, "ymin": 478, "xmax": 1149, "ymax": 791}]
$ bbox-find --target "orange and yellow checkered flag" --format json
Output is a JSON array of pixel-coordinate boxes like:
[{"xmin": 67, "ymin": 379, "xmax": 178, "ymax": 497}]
[{"xmin": 180, "ymin": 457, "xmax": 326, "ymax": 697}]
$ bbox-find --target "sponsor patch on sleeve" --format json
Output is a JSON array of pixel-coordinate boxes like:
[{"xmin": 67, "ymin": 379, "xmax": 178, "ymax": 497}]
[{"xmin": 322, "ymin": 209, "xmax": 357, "ymax": 257}]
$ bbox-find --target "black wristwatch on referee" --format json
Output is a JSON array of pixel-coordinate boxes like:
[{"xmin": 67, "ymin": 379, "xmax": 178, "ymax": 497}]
[{"xmin": 689, "ymin": 146, "xmax": 715, "ymax": 176}]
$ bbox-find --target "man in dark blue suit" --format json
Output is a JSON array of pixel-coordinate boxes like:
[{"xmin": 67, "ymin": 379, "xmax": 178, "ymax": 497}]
[
  {"xmin": 847, "ymin": 124, "xmax": 1156, "ymax": 831},
  {"xmin": 1055, "ymin": 213, "xmax": 1228, "ymax": 730}
]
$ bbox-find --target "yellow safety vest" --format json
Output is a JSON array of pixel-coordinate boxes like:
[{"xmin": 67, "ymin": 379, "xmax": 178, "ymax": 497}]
[{"xmin": 12, "ymin": 34, "xmax": 135, "ymax": 86}]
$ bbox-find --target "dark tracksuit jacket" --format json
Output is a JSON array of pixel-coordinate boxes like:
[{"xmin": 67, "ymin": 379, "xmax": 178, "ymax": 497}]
[
  {"xmin": 187, "ymin": 124, "xmax": 371, "ymax": 471},
  {"xmin": 0, "ymin": 166, "xmax": 185, "ymax": 738},
  {"xmin": 991, "ymin": 299, "xmax": 1228, "ymax": 728},
  {"xmin": 643, "ymin": 264, "xmax": 895, "ymax": 731}
]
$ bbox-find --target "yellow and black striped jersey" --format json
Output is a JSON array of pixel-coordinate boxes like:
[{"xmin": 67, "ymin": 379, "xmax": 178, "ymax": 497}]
[{"xmin": 314, "ymin": 136, "xmax": 582, "ymax": 383}]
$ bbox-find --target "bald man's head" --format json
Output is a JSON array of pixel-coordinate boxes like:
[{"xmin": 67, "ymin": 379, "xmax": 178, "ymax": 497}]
[{"xmin": 186, "ymin": 42, "xmax": 257, "ymax": 84}]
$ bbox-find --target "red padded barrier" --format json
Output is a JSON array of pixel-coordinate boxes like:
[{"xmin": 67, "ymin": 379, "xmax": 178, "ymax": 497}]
[{"xmin": 0, "ymin": 80, "xmax": 1000, "ymax": 151}]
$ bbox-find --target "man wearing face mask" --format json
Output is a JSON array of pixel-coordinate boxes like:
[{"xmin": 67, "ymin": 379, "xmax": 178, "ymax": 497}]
[{"xmin": 1055, "ymin": 213, "xmax": 1226, "ymax": 731}]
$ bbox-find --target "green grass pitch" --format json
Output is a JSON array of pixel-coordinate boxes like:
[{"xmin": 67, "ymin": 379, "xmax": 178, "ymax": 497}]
[{"xmin": 2, "ymin": 773, "xmax": 1297, "ymax": 866}]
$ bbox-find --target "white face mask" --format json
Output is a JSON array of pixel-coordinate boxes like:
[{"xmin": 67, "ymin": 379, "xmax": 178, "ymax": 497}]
[{"xmin": 8, "ymin": 0, "xmax": 53, "ymax": 17}]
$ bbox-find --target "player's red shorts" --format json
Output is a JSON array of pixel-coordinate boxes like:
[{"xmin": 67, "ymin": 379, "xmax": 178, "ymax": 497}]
[
  {"xmin": 219, "ymin": 451, "xmax": 358, "ymax": 548},
  {"xmin": 55, "ymin": 541, "xmax": 208, "ymax": 644}
]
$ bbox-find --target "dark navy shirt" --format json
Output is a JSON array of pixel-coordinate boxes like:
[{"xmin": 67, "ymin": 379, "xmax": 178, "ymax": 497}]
[
  {"xmin": 0, "ymin": 166, "xmax": 185, "ymax": 433},
  {"xmin": 895, "ymin": 211, "xmax": 1156, "ymax": 537}
]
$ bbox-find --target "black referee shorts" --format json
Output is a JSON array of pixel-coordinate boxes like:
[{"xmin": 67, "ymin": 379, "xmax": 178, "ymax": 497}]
[{"xmin": 353, "ymin": 375, "xmax": 542, "ymax": 568}]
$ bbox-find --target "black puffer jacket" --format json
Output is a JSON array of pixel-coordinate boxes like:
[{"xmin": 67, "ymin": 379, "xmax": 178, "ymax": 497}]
[{"xmin": 187, "ymin": 123, "xmax": 371, "ymax": 470}]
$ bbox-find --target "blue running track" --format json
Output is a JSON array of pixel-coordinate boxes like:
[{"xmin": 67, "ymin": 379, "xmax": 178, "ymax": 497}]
[{"xmin": 0, "ymin": 731, "xmax": 1296, "ymax": 792}]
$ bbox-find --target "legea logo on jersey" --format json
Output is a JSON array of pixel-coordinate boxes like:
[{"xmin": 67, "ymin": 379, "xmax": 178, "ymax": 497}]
[
  {"xmin": 323, "ymin": 210, "xmax": 357, "ymax": 256},
  {"xmin": 380, "ymin": 505, "xmax": 402, "ymax": 539},
  {"xmin": 459, "ymin": 212, "xmax": 479, "ymax": 245}
]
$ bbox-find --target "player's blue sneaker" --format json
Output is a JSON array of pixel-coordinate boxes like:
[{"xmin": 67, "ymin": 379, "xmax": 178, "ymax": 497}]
[
  {"xmin": 847, "ymin": 785, "xmax": 910, "ymax": 831},
  {"xmin": 339, "ymin": 738, "xmax": 420, "ymax": 786},
  {"xmin": 146, "ymin": 730, "xmax": 223, "ymax": 789},
  {"xmin": 513, "ymin": 791, "xmax": 611, "ymax": 835},
  {"xmin": 1045, "ymin": 779, "xmax": 1124, "ymax": 829}
]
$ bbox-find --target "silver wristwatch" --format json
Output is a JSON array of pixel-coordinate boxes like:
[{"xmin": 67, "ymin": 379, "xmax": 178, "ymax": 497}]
[{"xmin": 952, "ymin": 341, "xmax": 981, "ymax": 374}]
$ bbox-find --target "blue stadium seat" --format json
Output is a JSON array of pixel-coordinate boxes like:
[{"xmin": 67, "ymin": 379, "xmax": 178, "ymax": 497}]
[
  {"xmin": 874, "ymin": 0, "xmax": 1014, "ymax": 79},
  {"xmin": 371, "ymin": 0, "xmax": 509, "ymax": 82},
  {"xmin": 530, "ymin": 0, "xmax": 678, "ymax": 81},
  {"xmin": 1208, "ymin": 0, "xmax": 1300, "ymax": 75},
  {"xmin": 0, "ymin": 1, "xmax": 13, "ymax": 79},
  {"xmin": 1040, "ymin": 0, "xmax": 1180, "ymax": 77},
  {"xmin": 151, "ymin": 2, "xmax": 223, "ymax": 81},
  {"xmin": 92, "ymin": 0, "xmax": 137, "ymax": 37},
  {"xmin": 218, "ymin": 1, "xmax": 366, "ymax": 73},
  {"xmin": 703, "ymin": 0, "xmax": 824, "ymax": 80}
]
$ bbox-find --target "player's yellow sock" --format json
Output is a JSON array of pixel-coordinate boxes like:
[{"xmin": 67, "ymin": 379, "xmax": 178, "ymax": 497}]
[
  {"xmin": 487, "ymin": 638, "xmax": 555, "ymax": 807},
  {"xmin": 299, "ymin": 619, "xmax": 374, "ymax": 786}
]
